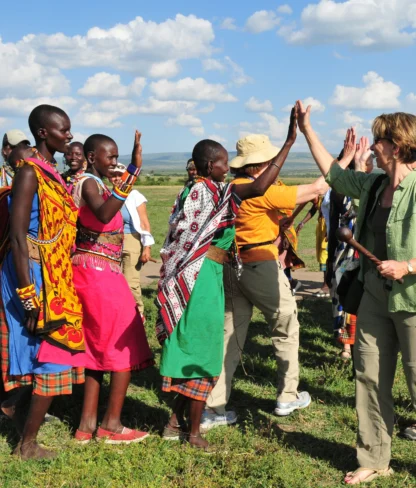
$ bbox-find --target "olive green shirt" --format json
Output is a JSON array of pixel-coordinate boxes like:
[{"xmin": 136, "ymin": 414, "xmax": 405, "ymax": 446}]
[{"xmin": 326, "ymin": 164, "xmax": 416, "ymax": 313}]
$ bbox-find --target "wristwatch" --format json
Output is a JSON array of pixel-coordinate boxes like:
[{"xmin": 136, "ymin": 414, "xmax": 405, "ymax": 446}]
[{"xmin": 407, "ymin": 261, "xmax": 414, "ymax": 275}]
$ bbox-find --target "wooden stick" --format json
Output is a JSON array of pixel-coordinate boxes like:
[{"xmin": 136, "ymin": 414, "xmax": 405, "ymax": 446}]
[{"xmin": 336, "ymin": 227, "xmax": 404, "ymax": 284}]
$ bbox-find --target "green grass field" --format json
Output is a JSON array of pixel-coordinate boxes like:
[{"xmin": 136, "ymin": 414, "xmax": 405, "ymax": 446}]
[{"xmin": 0, "ymin": 182, "xmax": 415, "ymax": 487}]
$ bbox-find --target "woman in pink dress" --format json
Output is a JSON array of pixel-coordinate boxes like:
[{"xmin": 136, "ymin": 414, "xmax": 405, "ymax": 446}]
[{"xmin": 72, "ymin": 131, "xmax": 154, "ymax": 444}]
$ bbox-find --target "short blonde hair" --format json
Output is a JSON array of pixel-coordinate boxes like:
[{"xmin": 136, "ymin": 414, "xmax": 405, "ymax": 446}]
[
  {"xmin": 242, "ymin": 161, "xmax": 269, "ymax": 176},
  {"xmin": 372, "ymin": 112, "xmax": 416, "ymax": 163}
]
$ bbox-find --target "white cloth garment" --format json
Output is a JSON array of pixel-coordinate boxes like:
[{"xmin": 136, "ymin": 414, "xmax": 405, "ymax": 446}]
[{"xmin": 125, "ymin": 190, "xmax": 155, "ymax": 247}]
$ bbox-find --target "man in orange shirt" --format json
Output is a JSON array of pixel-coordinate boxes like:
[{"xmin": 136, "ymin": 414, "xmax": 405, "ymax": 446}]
[{"xmin": 201, "ymin": 134, "xmax": 328, "ymax": 431}]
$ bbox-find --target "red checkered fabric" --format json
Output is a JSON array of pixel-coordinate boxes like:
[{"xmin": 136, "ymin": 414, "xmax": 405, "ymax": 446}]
[
  {"xmin": 0, "ymin": 293, "xmax": 84, "ymax": 396},
  {"xmin": 162, "ymin": 376, "xmax": 219, "ymax": 401}
]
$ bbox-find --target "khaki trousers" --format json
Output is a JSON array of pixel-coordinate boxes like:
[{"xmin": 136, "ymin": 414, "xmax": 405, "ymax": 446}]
[
  {"xmin": 121, "ymin": 232, "xmax": 144, "ymax": 314},
  {"xmin": 355, "ymin": 269, "xmax": 416, "ymax": 469},
  {"xmin": 206, "ymin": 260, "xmax": 300, "ymax": 414}
]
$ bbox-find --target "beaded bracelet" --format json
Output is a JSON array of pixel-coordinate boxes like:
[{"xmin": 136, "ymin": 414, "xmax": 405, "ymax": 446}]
[
  {"xmin": 16, "ymin": 284, "xmax": 40, "ymax": 311},
  {"xmin": 21, "ymin": 295, "xmax": 41, "ymax": 311},
  {"xmin": 111, "ymin": 190, "xmax": 127, "ymax": 202},
  {"xmin": 16, "ymin": 284, "xmax": 36, "ymax": 300},
  {"xmin": 113, "ymin": 185, "xmax": 130, "ymax": 199},
  {"xmin": 127, "ymin": 163, "xmax": 141, "ymax": 177}
]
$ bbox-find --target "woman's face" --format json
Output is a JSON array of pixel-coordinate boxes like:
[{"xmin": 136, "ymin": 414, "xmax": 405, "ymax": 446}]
[
  {"xmin": 65, "ymin": 144, "xmax": 85, "ymax": 172},
  {"xmin": 44, "ymin": 113, "xmax": 73, "ymax": 154},
  {"xmin": 187, "ymin": 166, "xmax": 197, "ymax": 179},
  {"xmin": 370, "ymin": 137, "xmax": 395, "ymax": 170},
  {"xmin": 209, "ymin": 148, "xmax": 229, "ymax": 182},
  {"xmin": 89, "ymin": 141, "xmax": 119, "ymax": 178}
]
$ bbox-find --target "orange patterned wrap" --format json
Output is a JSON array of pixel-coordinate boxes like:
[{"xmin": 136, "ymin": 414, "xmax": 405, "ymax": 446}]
[{"xmin": 25, "ymin": 160, "xmax": 84, "ymax": 352}]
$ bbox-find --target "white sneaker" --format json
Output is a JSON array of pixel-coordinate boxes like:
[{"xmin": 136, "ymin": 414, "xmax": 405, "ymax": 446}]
[
  {"xmin": 274, "ymin": 391, "xmax": 311, "ymax": 416},
  {"xmin": 200, "ymin": 410, "xmax": 237, "ymax": 433}
]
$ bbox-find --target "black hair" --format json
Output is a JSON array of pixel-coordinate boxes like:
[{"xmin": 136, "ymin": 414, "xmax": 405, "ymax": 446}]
[
  {"xmin": 28, "ymin": 104, "xmax": 68, "ymax": 141},
  {"xmin": 83, "ymin": 134, "xmax": 116, "ymax": 159},
  {"xmin": 69, "ymin": 141, "xmax": 84, "ymax": 150},
  {"xmin": 192, "ymin": 139, "xmax": 224, "ymax": 175}
]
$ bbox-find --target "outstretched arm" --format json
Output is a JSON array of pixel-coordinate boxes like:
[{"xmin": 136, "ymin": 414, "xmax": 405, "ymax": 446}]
[
  {"xmin": 296, "ymin": 100, "xmax": 336, "ymax": 176},
  {"xmin": 233, "ymin": 107, "xmax": 297, "ymax": 201}
]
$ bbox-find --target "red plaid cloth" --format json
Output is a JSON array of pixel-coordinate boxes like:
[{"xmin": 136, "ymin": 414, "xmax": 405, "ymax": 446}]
[
  {"xmin": 337, "ymin": 313, "xmax": 356, "ymax": 346},
  {"xmin": 0, "ymin": 293, "xmax": 84, "ymax": 396},
  {"xmin": 162, "ymin": 376, "xmax": 219, "ymax": 401}
]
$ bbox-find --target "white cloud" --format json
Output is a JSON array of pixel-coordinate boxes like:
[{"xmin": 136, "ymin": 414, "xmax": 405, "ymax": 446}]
[
  {"xmin": 75, "ymin": 99, "xmax": 140, "ymax": 128},
  {"xmin": 71, "ymin": 132, "xmax": 89, "ymax": 144},
  {"xmin": 190, "ymin": 127, "xmax": 205, "ymax": 136},
  {"xmin": 245, "ymin": 10, "xmax": 281, "ymax": 34},
  {"xmin": 0, "ymin": 38, "xmax": 71, "ymax": 98},
  {"xmin": 207, "ymin": 134, "xmax": 227, "ymax": 144},
  {"xmin": 11, "ymin": 14, "xmax": 215, "ymax": 76},
  {"xmin": 224, "ymin": 57, "xmax": 252, "ymax": 86},
  {"xmin": 202, "ymin": 58, "xmax": 225, "ymax": 71},
  {"xmin": 260, "ymin": 113, "xmax": 287, "ymax": 143},
  {"xmin": 0, "ymin": 96, "xmax": 78, "ymax": 117},
  {"xmin": 220, "ymin": 18, "xmax": 237, "ymax": 30},
  {"xmin": 245, "ymin": 97, "xmax": 273, "ymax": 113},
  {"xmin": 283, "ymin": 97, "xmax": 325, "ymax": 113},
  {"xmin": 277, "ymin": 5, "xmax": 293, "ymax": 15},
  {"xmin": 316, "ymin": 121, "xmax": 327, "ymax": 126},
  {"xmin": 78, "ymin": 72, "xmax": 146, "ymax": 98},
  {"xmin": 136, "ymin": 98, "xmax": 197, "ymax": 115},
  {"xmin": 343, "ymin": 111, "xmax": 364, "ymax": 125},
  {"xmin": 148, "ymin": 60, "xmax": 180, "ymax": 78},
  {"xmin": 167, "ymin": 114, "xmax": 202, "ymax": 128},
  {"xmin": 0, "ymin": 117, "xmax": 8, "ymax": 128},
  {"xmin": 406, "ymin": 93, "xmax": 416, "ymax": 103},
  {"xmin": 331, "ymin": 71, "xmax": 401, "ymax": 109},
  {"xmin": 150, "ymin": 77, "xmax": 237, "ymax": 102},
  {"xmin": 238, "ymin": 114, "xmax": 288, "ymax": 145},
  {"xmin": 278, "ymin": 0, "xmax": 416, "ymax": 50}
]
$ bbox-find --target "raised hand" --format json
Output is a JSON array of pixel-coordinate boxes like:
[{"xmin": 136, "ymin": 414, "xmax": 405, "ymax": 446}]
[
  {"xmin": 338, "ymin": 127, "xmax": 356, "ymax": 168},
  {"xmin": 354, "ymin": 136, "xmax": 373, "ymax": 172},
  {"xmin": 295, "ymin": 100, "xmax": 311, "ymax": 134},
  {"xmin": 286, "ymin": 106, "xmax": 298, "ymax": 145},
  {"xmin": 131, "ymin": 130, "xmax": 142, "ymax": 168}
]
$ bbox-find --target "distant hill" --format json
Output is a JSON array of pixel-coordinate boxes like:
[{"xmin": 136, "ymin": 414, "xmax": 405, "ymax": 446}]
[
  {"xmin": 57, "ymin": 151, "xmax": 326, "ymax": 176},
  {"xmin": 117, "ymin": 152, "xmax": 324, "ymax": 175}
]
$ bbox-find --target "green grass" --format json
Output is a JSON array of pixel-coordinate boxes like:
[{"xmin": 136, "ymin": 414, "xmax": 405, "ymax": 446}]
[{"xmin": 1, "ymin": 183, "xmax": 414, "ymax": 487}]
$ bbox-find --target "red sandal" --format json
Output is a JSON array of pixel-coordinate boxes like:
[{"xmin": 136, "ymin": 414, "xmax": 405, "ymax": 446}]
[{"xmin": 96, "ymin": 426, "xmax": 149, "ymax": 444}]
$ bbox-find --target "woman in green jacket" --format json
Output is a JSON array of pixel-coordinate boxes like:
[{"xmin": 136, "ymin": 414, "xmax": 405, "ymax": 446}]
[{"xmin": 296, "ymin": 100, "xmax": 416, "ymax": 485}]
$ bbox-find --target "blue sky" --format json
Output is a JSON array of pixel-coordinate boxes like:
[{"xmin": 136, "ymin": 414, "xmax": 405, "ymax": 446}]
[{"xmin": 1, "ymin": 0, "xmax": 415, "ymax": 154}]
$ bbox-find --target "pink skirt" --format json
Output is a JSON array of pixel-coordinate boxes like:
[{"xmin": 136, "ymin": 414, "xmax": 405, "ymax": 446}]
[{"xmin": 40, "ymin": 264, "xmax": 153, "ymax": 372}]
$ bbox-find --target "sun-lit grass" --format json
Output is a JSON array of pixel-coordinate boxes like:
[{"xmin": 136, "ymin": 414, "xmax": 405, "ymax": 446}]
[{"xmin": 1, "ymin": 180, "xmax": 414, "ymax": 487}]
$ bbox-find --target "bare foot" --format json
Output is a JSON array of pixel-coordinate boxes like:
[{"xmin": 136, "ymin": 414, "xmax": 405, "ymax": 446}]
[
  {"xmin": 188, "ymin": 433, "xmax": 209, "ymax": 450},
  {"xmin": 13, "ymin": 440, "xmax": 57, "ymax": 460}
]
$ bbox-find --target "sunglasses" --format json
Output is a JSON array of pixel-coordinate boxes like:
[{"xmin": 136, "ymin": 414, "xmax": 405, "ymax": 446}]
[{"xmin": 373, "ymin": 137, "xmax": 393, "ymax": 144}]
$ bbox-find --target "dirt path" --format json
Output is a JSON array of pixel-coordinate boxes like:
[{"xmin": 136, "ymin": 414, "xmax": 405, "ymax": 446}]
[{"xmin": 141, "ymin": 261, "xmax": 327, "ymax": 300}]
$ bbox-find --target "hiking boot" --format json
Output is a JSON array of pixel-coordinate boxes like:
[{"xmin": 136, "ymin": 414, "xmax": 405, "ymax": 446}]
[
  {"xmin": 274, "ymin": 391, "xmax": 311, "ymax": 416},
  {"xmin": 403, "ymin": 425, "xmax": 416, "ymax": 441}
]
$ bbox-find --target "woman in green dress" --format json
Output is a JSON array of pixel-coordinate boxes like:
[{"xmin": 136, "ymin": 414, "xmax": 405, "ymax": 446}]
[{"xmin": 157, "ymin": 110, "xmax": 297, "ymax": 450}]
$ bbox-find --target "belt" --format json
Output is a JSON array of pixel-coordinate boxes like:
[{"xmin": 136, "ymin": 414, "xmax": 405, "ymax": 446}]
[
  {"xmin": 206, "ymin": 245, "xmax": 228, "ymax": 265},
  {"xmin": 239, "ymin": 240, "xmax": 275, "ymax": 252}
]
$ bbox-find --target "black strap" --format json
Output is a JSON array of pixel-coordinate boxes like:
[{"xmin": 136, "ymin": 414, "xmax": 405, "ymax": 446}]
[{"xmin": 239, "ymin": 240, "xmax": 275, "ymax": 252}]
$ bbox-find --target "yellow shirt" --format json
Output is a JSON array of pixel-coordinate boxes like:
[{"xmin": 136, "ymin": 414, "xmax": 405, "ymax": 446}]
[{"xmin": 233, "ymin": 178, "xmax": 297, "ymax": 263}]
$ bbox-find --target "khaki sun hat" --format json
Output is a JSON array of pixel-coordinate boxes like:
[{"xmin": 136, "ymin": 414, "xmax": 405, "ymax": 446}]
[
  {"xmin": 230, "ymin": 134, "xmax": 280, "ymax": 169},
  {"xmin": 4, "ymin": 129, "xmax": 30, "ymax": 147}
]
